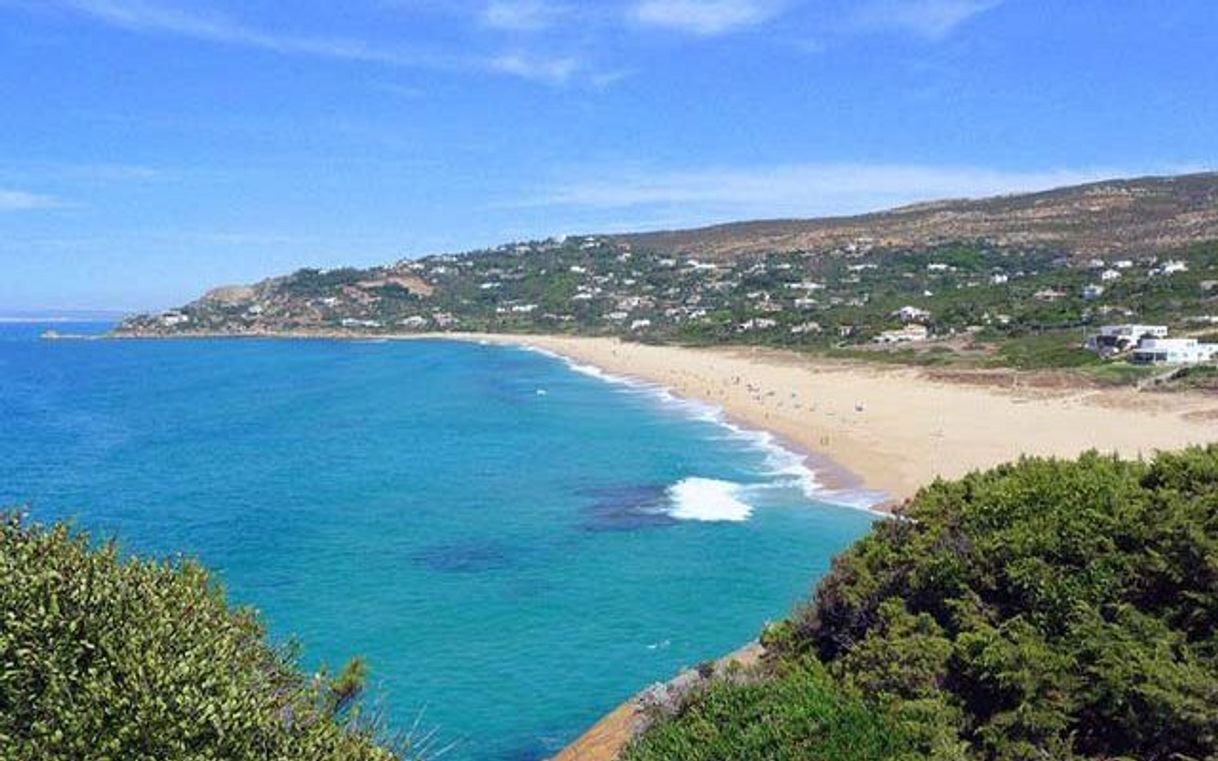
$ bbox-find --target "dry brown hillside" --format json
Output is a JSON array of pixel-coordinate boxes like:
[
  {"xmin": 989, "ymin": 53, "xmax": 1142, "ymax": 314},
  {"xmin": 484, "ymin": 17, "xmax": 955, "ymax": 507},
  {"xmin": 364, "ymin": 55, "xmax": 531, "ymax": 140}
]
[{"xmin": 613, "ymin": 171, "xmax": 1218, "ymax": 260}]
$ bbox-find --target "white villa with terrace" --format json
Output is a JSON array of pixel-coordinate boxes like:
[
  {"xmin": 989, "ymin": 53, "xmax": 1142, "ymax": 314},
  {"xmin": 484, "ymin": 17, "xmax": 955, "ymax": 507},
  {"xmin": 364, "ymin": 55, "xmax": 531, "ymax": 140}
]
[
  {"xmin": 1087, "ymin": 324, "xmax": 1216, "ymax": 365},
  {"xmin": 1085, "ymin": 324, "xmax": 1169, "ymax": 356},
  {"xmin": 1131, "ymin": 338, "xmax": 1218, "ymax": 366}
]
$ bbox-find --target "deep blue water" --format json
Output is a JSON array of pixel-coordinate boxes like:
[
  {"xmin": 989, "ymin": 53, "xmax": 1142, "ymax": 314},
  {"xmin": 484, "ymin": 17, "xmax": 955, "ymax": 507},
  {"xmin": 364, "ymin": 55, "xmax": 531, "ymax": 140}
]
[{"xmin": 0, "ymin": 322, "xmax": 876, "ymax": 759}]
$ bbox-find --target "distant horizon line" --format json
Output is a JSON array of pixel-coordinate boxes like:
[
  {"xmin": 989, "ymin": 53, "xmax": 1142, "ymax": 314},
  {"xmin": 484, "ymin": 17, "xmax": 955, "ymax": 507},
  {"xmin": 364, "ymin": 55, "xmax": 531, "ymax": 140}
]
[{"xmin": 0, "ymin": 310, "xmax": 132, "ymax": 322}]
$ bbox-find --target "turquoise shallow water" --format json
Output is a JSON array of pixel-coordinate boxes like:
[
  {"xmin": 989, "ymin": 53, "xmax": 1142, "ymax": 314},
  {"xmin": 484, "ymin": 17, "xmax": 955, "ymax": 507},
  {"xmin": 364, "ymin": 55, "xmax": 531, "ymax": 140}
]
[{"xmin": 0, "ymin": 322, "xmax": 877, "ymax": 759}]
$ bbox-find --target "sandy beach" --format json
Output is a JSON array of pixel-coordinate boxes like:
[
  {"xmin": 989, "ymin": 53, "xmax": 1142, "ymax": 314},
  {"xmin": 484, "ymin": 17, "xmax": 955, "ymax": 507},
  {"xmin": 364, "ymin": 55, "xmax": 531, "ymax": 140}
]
[{"xmin": 442, "ymin": 334, "xmax": 1218, "ymax": 511}]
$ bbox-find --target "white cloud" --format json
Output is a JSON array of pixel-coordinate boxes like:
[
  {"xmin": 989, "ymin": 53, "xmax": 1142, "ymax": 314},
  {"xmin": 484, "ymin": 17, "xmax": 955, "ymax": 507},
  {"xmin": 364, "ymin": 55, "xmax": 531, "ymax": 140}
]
[
  {"xmin": 49, "ymin": 0, "xmax": 447, "ymax": 64},
  {"xmin": 1, "ymin": 160, "xmax": 160, "ymax": 184},
  {"xmin": 480, "ymin": 0, "xmax": 565, "ymax": 31},
  {"xmin": 631, "ymin": 0, "xmax": 781, "ymax": 36},
  {"xmin": 0, "ymin": 189, "xmax": 62, "ymax": 211},
  {"xmin": 518, "ymin": 162, "xmax": 1146, "ymax": 220},
  {"xmin": 40, "ymin": 0, "xmax": 583, "ymax": 84},
  {"xmin": 854, "ymin": 0, "xmax": 1002, "ymax": 40},
  {"xmin": 488, "ymin": 51, "xmax": 580, "ymax": 83}
]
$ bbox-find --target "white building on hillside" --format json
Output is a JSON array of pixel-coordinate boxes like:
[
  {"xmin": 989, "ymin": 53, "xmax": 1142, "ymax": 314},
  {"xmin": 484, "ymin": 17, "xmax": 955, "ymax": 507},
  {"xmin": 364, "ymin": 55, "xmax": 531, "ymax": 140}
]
[
  {"xmin": 1085, "ymin": 324, "xmax": 1169, "ymax": 355},
  {"xmin": 894, "ymin": 305, "xmax": 932, "ymax": 323},
  {"xmin": 1130, "ymin": 338, "xmax": 1218, "ymax": 365},
  {"xmin": 874, "ymin": 324, "xmax": 929, "ymax": 344}
]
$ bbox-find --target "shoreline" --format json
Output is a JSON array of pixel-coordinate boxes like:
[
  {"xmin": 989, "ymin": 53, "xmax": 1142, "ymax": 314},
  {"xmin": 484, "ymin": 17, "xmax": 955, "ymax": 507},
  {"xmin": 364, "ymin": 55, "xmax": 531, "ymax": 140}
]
[
  {"xmin": 109, "ymin": 329, "xmax": 894, "ymax": 511},
  {"xmin": 104, "ymin": 329, "xmax": 1218, "ymax": 759},
  {"xmin": 435, "ymin": 333, "xmax": 1218, "ymax": 510},
  {"xmin": 552, "ymin": 641, "xmax": 765, "ymax": 761},
  {"xmin": 107, "ymin": 330, "xmax": 1218, "ymax": 511},
  {"xmin": 507, "ymin": 339, "xmax": 889, "ymax": 514}
]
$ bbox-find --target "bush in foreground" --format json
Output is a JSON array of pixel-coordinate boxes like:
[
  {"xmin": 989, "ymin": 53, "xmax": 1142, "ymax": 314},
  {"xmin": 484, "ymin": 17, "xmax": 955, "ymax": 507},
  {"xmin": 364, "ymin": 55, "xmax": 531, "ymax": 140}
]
[
  {"xmin": 627, "ymin": 446, "xmax": 1218, "ymax": 761},
  {"xmin": 625, "ymin": 658, "xmax": 915, "ymax": 761},
  {"xmin": 0, "ymin": 514, "xmax": 399, "ymax": 761}
]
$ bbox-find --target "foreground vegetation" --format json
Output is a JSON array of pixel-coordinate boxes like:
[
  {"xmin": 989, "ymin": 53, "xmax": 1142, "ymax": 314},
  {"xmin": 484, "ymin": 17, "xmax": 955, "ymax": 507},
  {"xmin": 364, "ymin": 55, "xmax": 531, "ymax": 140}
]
[
  {"xmin": 0, "ymin": 514, "xmax": 400, "ymax": 761},
  {"xmin": 627, "ymin": 447, "xmax": 1218, "ymax": 761},
  {"xmin": 6, "ymin": 448, "xmax": 1217, "ymax": 760}
]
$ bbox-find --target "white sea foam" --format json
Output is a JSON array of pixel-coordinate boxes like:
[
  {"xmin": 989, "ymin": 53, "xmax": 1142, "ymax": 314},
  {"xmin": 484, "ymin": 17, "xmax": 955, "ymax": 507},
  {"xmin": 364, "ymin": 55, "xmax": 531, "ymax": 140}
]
[
  {"xmin": 512, "ymin": 343, "xmax": 889, "ymax": 517},
  {"xmin": 666, "ymin": 477, "xmax": 754, "ymax": 522}
]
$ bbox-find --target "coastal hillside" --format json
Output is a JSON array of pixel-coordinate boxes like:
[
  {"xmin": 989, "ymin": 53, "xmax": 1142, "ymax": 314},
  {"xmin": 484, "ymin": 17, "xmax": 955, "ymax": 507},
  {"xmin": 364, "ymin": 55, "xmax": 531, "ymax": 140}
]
[
  {"xmin": 623, "ymin": 446, "xmax": 1218, "ymax": 761},
  {"xmin": 116, "ymin": 172, "xmax": 1218, "ymax": 375},
  {"xmin": 615, "ymin": 171, "xmax": 1218, "ymax": 260}
]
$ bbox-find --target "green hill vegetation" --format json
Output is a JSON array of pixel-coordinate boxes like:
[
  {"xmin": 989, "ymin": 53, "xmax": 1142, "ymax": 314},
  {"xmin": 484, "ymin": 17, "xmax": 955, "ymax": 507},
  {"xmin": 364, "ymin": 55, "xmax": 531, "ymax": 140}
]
[
  {"xmin": 116, "ymin": 173, "xmax": 1218, "ymax": 379},
  {"xmin": 625, "ymin": 446, "xmax": 1218, "ymax": 761},
  {"xmin": 0, "ymin": 514, "xmax": 401, "ymax": 761}
]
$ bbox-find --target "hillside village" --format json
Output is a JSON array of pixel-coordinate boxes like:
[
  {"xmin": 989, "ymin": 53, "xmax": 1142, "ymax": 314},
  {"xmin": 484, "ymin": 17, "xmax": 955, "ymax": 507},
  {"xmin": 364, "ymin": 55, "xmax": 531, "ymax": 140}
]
[
  {"xmin": 118, "ymin": 233, "xmax": 1217, "ymax": 370},
  {"xmin": 117, "ymin": 174, "xmax": 1218, "ymax": 378}
]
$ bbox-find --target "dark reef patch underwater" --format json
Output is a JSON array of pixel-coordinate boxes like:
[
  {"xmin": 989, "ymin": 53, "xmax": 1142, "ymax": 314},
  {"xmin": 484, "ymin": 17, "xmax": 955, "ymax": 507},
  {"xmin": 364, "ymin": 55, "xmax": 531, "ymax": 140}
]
[{"xmin": 577, "ymin": 483, "xmax": 677, "ymax": 531}]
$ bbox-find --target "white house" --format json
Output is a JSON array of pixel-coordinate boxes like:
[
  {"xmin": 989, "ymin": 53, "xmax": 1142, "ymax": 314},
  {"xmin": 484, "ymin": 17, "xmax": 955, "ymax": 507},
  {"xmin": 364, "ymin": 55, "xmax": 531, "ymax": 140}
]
[
  {"xmin": 738, "ymin": 318, "xmax": 777, "ymax": 332},
  {"xmin": 1085, "ymin": 324, "xmax": 1169, "ymax": 355},
  {"xmin": 874, "ymin": 324, "xmax": 929, "ymax": 344},
  {"xmin": 1131, "ymin": 338, "xmax": 1218, "ymax": 365},
  {"xmin": 894, "ymin": 305, "xmax": 932, "ymax": 323},
  {"xmin": 340, "ymin": 318, "xmax": 382, "ymax": 329},
  {"xmin": 1082, "ymin": 284, "xmax": 1106, "ymax": 300},
  {"xmin": 1100, "ymin": 269, "xmax": 1123, "ymax": 282}
]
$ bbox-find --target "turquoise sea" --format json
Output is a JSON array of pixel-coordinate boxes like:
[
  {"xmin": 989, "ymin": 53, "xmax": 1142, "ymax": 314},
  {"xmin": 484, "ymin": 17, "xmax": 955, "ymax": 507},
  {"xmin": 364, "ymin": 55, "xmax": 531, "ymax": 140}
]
[{"xmin": 0, "ymin": 322, "xmax": 878, "ymax": 760}]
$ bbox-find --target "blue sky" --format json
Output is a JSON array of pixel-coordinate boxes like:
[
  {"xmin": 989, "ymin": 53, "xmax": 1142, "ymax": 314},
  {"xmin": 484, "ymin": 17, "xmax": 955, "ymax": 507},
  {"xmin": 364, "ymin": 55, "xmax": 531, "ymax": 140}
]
[{"xmin": 1, "ymin": 0, "xmax": 1216, "ymax": 311}]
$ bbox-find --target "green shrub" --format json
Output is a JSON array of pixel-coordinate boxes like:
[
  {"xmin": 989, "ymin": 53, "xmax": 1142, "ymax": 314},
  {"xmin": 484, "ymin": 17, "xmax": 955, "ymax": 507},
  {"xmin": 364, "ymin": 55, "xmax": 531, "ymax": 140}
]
[
  {"xmin": 632, "ymin": 447, "xmax": 1218, "ymax": 760},
  {"xmin": 988, "ymin": 331, "xmax": 1099, "ymax": 369},
  {"xmin": 0, "ymin": 513, "xmax": 400, "ymax": 761},
  {"xmin": 624, "ymin": 659, "xmax": 915, "ymax": 761}
]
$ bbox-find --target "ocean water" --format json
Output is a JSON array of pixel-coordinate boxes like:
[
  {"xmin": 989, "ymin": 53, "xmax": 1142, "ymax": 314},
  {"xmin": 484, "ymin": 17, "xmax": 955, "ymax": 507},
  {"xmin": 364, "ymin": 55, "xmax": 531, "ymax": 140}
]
[{"xmin": 0, "ymin": 322, "xmax": 878, "ymax": 760}]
